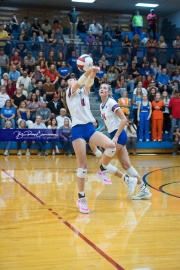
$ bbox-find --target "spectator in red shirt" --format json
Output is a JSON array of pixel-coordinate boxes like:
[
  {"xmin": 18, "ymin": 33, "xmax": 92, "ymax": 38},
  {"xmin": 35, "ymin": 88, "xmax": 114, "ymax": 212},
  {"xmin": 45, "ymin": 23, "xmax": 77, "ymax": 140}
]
[
  {"xmin": 143, "ymin": 74, "xmax": 153, "ymax": 89},
  {"xmin": 169, "ymin": 88, "xmax": 180, "ymax": 139},
  {"xmin": 6, "ymin": 79, "xmax": 16, "ymax": 98},
  {"xmin": 45, "ymin": 64, "xmax": 59, "ymax": 89},
  {"xmin": 10, "ymin": 50, "xmax": 22, "ymax": 69},
  {"xmin": 147, "ymin": 9, "xmax": 157, "ymax": 39}
]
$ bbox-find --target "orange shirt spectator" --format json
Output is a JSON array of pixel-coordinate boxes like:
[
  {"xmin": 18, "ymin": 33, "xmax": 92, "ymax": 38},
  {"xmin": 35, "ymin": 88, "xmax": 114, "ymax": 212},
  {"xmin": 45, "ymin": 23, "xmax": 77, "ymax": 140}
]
[{"xmin": 151, "ymin": 92, "xmax": 165, "ymax": 141}]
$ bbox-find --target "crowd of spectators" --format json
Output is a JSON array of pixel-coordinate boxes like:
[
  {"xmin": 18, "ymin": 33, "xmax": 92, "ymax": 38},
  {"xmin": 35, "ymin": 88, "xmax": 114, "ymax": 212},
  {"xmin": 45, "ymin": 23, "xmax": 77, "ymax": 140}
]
[{"xmin": 0, "ymin": 12, "xmax": 180, "ymax": 156}]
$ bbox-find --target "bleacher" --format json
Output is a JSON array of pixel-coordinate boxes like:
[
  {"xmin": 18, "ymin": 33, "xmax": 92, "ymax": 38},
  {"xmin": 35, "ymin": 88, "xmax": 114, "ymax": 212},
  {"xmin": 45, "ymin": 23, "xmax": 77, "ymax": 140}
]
[{"xmin": 0, "ymin": 6, "xmax": 175, "ymax": 154}]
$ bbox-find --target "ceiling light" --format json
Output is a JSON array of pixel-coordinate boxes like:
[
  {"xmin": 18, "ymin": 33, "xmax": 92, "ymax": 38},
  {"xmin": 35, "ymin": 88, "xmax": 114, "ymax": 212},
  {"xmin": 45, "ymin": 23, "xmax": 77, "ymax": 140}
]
[
  {"xmin": 135, "ymin": 3, "xmax": 159, "ymax": 7},
  {"xmin": 72, "ymin": 0, "xmax": 95, "ymax": 3}
]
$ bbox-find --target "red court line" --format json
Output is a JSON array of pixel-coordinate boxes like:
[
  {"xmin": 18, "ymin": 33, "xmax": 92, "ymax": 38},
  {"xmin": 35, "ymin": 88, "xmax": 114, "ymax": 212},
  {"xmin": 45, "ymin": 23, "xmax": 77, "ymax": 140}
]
[{"xmin": 3, "ymin": 169, "xmax": 125, "ymax": 270}]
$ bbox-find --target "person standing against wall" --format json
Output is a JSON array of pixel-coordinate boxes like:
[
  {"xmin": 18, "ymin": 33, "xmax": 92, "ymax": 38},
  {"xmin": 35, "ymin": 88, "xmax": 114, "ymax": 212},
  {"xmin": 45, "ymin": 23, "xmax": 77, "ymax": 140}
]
[
  {"xmin": 132, "ymin": 10, "xmax": 143, "ymax": 36},
  {"xmin": 147, "ymin": 9, "xmax": 157, "ymax": 40},
  {"xmin": 68, "ymin": 6, "xmax": 78, "ymax": 39}
]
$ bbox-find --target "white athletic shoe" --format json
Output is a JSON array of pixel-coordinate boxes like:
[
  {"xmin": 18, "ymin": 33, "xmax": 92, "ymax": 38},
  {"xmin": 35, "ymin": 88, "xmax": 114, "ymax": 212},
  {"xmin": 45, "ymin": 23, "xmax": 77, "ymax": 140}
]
[
  {"xmin": 124, "ymin": 175, "xmax": 138, "ymax": 196},
  {"xmin": 17, "ymin": 150, "xmax": 22, "ymax": 156},
  {"xmin": 76, "ymin": 197, "xmax": 89, "ymax": 214},
  {"xmin": 132, "ymin": 189, "xmax": 152, "ymax": 200},
  {"xmin": 3, "ymin": 150, "xmax": 9, "ymax": 156},
  {"xmin": 26, "ymin": 150, "xmax": 31, "ymax": 156},
  {"xmin": 96, "ymin": 170, "xmax": 112, "ymax": 185}
]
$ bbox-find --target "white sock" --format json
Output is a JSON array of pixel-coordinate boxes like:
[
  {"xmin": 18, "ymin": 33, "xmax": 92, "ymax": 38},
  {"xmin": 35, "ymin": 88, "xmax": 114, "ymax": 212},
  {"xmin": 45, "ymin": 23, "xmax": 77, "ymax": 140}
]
[
  {"xmin": 79, "ymin": 191, "xmax": 85, "ymax": 197},
  {"xmin": 138, "ymin": 183, "xmax": 147, "ymax": 191}
]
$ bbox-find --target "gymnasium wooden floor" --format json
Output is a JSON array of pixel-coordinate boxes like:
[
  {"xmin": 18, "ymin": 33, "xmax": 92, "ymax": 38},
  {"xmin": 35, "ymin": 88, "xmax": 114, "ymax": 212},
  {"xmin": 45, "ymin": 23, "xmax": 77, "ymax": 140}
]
[{"xmin": 0, "ymin": 154, "xmax": 180, "ymax": 270}]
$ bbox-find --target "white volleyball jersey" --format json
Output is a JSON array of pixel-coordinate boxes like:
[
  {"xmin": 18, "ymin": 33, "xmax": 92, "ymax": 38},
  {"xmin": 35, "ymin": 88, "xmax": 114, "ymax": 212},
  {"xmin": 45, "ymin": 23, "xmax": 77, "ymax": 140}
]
[
  {"xmin": 100, "ymin": 98, "xmax": 121, "ymax": 133},
  {"xmin": 66, "ymin": 86, "xmax": 95, "ymax": 127}
]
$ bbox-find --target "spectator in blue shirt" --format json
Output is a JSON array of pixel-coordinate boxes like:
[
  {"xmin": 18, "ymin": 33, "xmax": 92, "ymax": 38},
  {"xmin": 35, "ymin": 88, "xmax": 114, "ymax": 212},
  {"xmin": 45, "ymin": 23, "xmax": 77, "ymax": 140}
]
[
  {"xmin": 1, "ymin": 99, "xmax": 16, "ymax": 128},
  {"xmin": 156, "ymin": 68, "xmax": 172, "ymax": 93},
  {"xmin": 103, "ymin": 41, "xmax": 114, "ymax": 65},
  {"xmin": 8, "ymin": 65, "xmax": 20, "ymax": 84},
  {"xmin": 66, "ymin": 51, "xmax": 79, "ymax": 77},
  {"xmin": 140, "ymin": 61, "xmax": 154, "ymax": 80},
  {"xmin": 58, "ymin": 61, "xmax": 71, "ymax": 81}
]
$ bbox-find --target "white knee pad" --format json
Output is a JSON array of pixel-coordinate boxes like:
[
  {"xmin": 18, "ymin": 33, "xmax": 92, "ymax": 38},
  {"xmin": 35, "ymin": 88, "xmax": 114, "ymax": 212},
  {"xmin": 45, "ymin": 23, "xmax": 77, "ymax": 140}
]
[
  {"xmin": 107, "ymin": 163, "xmax": 118, "ymax": 174},
  {"xmin": 77, "ymin": 168, "xmax": 87, "ymax": 178},
  {"xmin": 94, "ymin": 148, "xmax": 102, "ymax": 158},
  {"xmin": 126, "ymin": 166, "xmax": 138, "ymax": 177},
  {"xmin": 104, "ymin": 147, "xmax": 116, "ymax": 157}
]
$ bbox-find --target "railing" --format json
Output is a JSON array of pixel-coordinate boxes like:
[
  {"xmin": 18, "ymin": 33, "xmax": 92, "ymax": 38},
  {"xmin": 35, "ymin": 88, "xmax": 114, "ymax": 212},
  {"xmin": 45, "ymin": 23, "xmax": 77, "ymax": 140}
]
[{"xmin": 1, "ymin": 40, "xmax": 179, "ymax": 65}]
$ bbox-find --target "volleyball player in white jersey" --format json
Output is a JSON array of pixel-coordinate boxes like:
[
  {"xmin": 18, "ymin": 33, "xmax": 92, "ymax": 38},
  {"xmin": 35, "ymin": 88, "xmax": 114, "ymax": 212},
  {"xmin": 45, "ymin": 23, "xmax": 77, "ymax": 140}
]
[
  {"xmin": 97, "ymin": 84, "xmax": 152, "ymax": 200},
  {"xmin": 66, "ymin": 67, "xmax": 116, "ymax": 214}
]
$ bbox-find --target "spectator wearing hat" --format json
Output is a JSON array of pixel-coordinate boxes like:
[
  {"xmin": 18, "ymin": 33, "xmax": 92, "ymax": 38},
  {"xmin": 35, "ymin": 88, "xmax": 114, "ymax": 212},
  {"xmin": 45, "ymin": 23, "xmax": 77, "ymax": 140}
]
[
  {"xmin": 0, "ymin": 47, "xmax": 9, "ymax": 79},
  {"xmin": 4, "ymin": 23, "xmax": 12, "ymax": 38},
  {"xmin": 140, "ymin": 61, "xmax": 154, "ymax": 81},
  {"xmin": 47, "ymin": 93, "xmax": 64, "ymax": 118},
  {"xmin": 147, "ymin": 9, "xmax": 157, "ymax": 39},
  {"xmin": 20, "ymin": 17, "xmax": 31, "ymax": 39},
  {"xmin": 24, "ymin": 52, "xmax": 35, "ymax": 67},
  {"xmin": 14, "ymin": 35, "xmax": 27, "ymax": 59}
]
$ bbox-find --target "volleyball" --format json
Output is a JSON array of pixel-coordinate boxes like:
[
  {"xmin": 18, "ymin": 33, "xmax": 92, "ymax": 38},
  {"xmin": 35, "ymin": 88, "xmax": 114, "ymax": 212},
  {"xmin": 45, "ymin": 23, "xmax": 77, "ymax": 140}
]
[{"xmin": 76, "ymin": 54, "xmax": 93, "ymax": 72}]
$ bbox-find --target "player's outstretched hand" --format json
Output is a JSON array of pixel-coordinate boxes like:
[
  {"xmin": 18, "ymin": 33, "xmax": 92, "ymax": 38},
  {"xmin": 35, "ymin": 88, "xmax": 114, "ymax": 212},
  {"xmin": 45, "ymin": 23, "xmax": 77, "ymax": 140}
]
[{"xmin": 91, "ymin": 66, "xmax": 100, "ymax": 73}]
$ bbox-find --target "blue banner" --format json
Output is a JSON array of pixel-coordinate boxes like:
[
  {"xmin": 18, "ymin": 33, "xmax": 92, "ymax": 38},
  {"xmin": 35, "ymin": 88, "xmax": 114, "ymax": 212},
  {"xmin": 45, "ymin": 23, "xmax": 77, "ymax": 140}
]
[{"xmin": 0, "ymin": 129, "xmax": 60, "ymax": 141}]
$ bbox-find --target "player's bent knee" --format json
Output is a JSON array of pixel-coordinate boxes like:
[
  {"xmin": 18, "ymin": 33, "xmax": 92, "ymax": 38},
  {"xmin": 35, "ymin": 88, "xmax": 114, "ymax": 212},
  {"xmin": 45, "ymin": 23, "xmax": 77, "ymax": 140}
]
[
  {"xmin": 126, "ymin": 166, "xmax": 138, "ymax": 177},
  {"xmin": 77, "ymin": 168, "xmax": 87, "ymax": 178},
  {"xmin": 104, "ymin": 147, "xmax": 116, "ymax": 157}
]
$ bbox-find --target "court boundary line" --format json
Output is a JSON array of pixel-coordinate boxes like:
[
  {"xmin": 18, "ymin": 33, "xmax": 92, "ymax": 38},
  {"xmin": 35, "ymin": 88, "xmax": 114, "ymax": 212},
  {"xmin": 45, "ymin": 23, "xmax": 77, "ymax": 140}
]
[
  {"xmin": 143, "ymin": 166, "xmax": 180, "ymax": 199},
  {"xmin": 2, "ymin": 169, "xmax": 125, "ymax": 270}
]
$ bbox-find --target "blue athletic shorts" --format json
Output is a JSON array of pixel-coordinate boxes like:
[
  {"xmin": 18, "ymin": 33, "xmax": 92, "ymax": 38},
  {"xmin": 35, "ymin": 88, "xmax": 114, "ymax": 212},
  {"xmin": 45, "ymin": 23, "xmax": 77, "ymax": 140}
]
[
  {"xmin": 109, "ymin": 129, "xmax": 127, "ymax": 146},
  {"xmin": 72, "ymin": 123, "xmax": 96, "ymax": 142}
]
